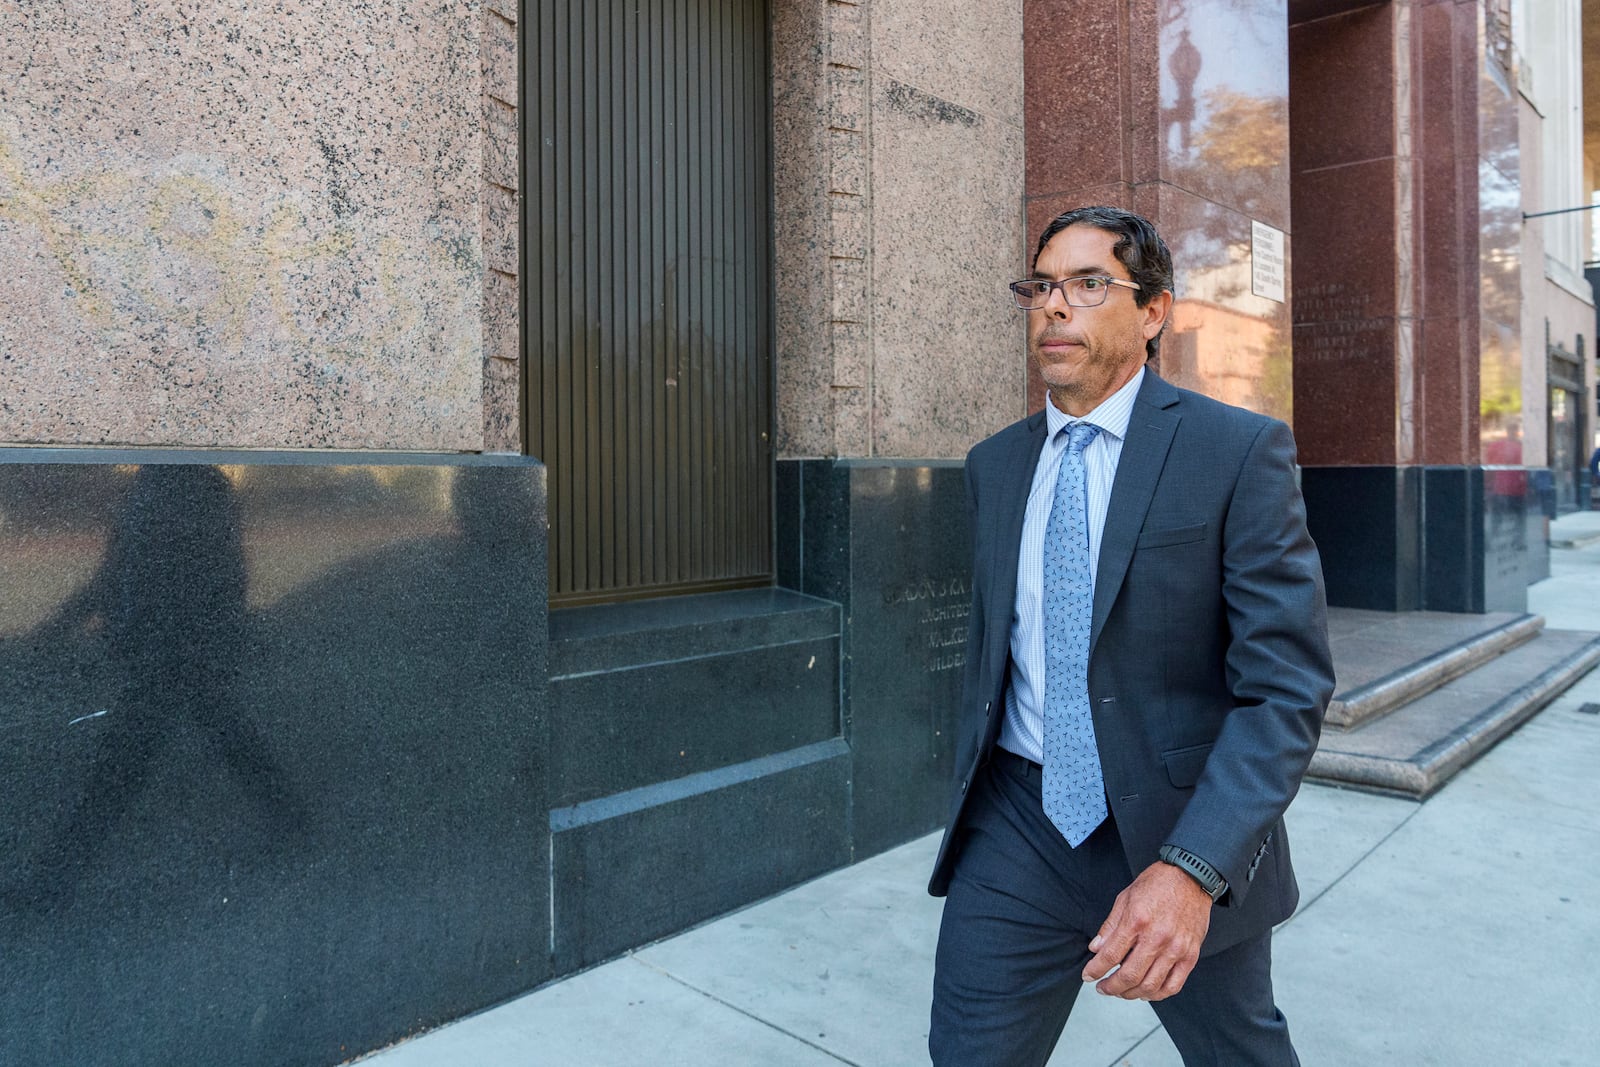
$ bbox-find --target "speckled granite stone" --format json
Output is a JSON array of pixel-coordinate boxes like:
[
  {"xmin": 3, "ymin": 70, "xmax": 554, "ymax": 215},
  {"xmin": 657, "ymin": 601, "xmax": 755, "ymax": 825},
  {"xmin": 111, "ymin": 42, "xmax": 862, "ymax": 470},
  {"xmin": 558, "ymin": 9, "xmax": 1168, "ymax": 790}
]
[
  {"xmin": 483, "ymin": 267, "xmax": 519, "ymax": 366},
  {"xmin": 481, "ymin": 4, "xmax": 521, "ymax": 453},
  {"xmin": 872, "ymin": 0, "xmax": 1023, "ymax": 129},
  {"xmin": 871, "ymin": 76, "xmax": 1026, "ymax": 456},
  {"xmin": 772, "ymin": 0, "xmax": 835, "ymax": 457},
  {"xmin": 0, "ymin": 1, "xmax": 509, "ymax": 451},
  {"xmin": 482, "ymin": 349, "xmax": 520, "ymax": 453},
  {"xmin": 773, "ymin": 0, "xmax": 1025, "ymax": 460}
]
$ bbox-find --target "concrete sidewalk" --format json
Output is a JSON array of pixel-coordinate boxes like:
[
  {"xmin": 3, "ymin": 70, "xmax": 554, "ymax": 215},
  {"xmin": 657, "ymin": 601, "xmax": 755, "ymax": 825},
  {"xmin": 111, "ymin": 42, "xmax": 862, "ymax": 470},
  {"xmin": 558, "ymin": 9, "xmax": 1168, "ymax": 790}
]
[
  {"xmin": 1549, "ymin": 507, "xmax": 1600, "ymax": 548},
  {"xmin": 361, "ymin": 548, "xmax": 1600, "ymax": 1066}
]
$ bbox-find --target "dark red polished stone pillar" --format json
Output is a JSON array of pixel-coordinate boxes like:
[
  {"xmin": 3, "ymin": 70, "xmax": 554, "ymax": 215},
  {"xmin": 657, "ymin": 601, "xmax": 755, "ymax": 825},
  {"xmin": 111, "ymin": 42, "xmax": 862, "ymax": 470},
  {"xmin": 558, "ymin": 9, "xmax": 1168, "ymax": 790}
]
[
  {"xmin": 1288, "ymin": 0, "xmax": 1541, "ymax": 611},
  {"xmin": 1022, "ymin": 0, "xmax": 1294, "ymax": 423},
  {"xmin": 1021, "ymin": 0, "xmax": 1542, "ymax": 611},
  {"xmin": 1290, "ymin": 0, "xmax": 1494, "ymax": 472}
]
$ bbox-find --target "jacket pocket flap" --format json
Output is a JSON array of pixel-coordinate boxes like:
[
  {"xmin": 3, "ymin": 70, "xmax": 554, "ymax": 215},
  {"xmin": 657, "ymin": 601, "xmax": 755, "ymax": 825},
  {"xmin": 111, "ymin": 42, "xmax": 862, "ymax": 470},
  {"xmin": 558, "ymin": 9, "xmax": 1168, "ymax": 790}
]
[
  {"xmin": 1137, "ymin": 522, "xmax": 1207, "ymax": 549},
  {"xmin": 1162, "ymin": 742, "xmax": 1214, "ymax": 788}
]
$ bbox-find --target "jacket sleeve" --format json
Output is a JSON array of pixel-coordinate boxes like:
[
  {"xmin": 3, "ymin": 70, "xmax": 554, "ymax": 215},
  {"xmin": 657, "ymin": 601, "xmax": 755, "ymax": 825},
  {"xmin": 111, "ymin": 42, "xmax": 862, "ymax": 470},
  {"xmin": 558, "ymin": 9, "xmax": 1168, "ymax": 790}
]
[{"xmin": 1166, "ymin": 418, "xmax": 1335, "ymax": 903}]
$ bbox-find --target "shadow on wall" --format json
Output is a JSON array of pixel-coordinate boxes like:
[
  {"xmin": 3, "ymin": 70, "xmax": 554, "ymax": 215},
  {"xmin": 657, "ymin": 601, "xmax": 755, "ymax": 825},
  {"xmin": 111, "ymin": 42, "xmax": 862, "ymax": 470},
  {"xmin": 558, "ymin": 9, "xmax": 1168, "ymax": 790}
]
[{"xmin": 0, "ymin": 460, "xmax": 546, "ymax": 1067}]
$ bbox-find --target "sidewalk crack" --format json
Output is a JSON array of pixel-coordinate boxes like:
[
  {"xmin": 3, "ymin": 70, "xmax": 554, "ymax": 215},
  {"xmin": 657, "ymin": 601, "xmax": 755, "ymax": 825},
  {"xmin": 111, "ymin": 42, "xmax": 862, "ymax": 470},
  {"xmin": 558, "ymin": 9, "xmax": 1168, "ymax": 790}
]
[
  {"xmin": 1102, "ymin": 1022, "xmax": 1166, "ymax": 1067},
  {"xmin": 1279, "ymin": 801, "xmax": 1425, "ymax": 930},
  {"xmin": 1101, "ymin": 802, "xmax": 1426, "ymax": 1065},
  {"xmin": 630, "ymin": 958, "xmax": 865, "ymax": 1066}
]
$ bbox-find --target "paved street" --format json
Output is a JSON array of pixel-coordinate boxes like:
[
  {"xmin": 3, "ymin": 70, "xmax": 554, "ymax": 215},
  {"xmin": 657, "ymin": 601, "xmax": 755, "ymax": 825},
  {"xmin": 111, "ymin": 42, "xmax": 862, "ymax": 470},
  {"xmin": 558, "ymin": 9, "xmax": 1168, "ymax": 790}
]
[{"xmin": 361, "ymin": 529, "xmax": 1600, "ymax": 1066}]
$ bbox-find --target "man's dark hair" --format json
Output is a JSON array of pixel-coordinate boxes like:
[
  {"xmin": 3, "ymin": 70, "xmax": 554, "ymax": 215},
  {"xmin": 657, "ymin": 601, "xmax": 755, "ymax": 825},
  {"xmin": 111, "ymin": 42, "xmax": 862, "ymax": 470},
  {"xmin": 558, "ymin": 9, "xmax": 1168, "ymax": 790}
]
[{"xmin": 1033, "ymin": 205, "xmax": 1173, "ymax": 360}]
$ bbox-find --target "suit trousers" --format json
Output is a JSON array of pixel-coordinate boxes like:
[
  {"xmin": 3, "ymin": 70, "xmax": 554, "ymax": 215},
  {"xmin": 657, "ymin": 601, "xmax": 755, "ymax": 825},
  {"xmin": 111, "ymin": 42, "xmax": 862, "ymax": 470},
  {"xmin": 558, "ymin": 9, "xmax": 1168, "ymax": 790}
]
[{"xmin": 929, "ymin": 749, "xmax": 1299, "ymax": 1066}]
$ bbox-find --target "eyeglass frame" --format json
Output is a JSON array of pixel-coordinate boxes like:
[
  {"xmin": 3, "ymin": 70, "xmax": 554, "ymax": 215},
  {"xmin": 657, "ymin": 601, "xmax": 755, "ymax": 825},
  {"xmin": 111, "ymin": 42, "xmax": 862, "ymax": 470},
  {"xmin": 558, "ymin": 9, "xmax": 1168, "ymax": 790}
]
[{"xmin": 1008, "ymin": 274, "xmax": 1143, "ymax": 310}]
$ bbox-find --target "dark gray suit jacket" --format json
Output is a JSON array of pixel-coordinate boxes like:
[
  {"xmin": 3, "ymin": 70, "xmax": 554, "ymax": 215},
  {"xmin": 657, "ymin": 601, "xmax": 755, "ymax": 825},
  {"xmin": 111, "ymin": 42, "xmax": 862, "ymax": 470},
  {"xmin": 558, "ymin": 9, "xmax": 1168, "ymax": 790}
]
[{"xmin": 928, "ymin": 371, "xmax": 1335, "ymax": 955}]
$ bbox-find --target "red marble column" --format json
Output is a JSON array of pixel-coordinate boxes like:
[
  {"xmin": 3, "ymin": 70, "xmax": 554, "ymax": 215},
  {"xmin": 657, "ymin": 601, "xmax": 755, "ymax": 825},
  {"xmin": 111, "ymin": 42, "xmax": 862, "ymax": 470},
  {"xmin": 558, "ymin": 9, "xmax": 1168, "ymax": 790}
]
[
  {"xmin": 1023, "ymin": 0, "xmax": 1294, "ymax": 423},
  {"xmin": 1289, "ymin": 3, "xmax": 1407, "ymax": 467},
  {"xmin": 1286, "ymin": 0, "xmax": 1538, "ymax": 612},
  {"xmin": 1412, "ymin": 0, "xmax": 1485, "ymax": 470},
  {"xmin": 1290, "ymin": 0, "xmax": 1515, "ymax": 471},
  {"xmin": 1022, "ymin": 0, "xmax": 1535, "ymax": 611}
]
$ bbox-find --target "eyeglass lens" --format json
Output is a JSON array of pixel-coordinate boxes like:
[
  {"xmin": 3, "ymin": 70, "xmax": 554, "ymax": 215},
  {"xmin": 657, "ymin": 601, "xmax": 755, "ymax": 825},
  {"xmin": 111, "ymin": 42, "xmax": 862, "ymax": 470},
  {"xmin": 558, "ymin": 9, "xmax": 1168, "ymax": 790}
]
[{"xmin": 1012, "ymin": 277, "xmax": 1112, "ymax": 309}]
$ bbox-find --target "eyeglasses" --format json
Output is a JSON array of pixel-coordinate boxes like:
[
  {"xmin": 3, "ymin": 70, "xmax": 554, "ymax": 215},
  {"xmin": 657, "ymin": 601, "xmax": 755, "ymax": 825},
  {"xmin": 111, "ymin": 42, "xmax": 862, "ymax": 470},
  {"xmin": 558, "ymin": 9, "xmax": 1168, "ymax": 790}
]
[{"xmin": 1008, "ymin": 275, "xmax": 1142, "ymax": 310}]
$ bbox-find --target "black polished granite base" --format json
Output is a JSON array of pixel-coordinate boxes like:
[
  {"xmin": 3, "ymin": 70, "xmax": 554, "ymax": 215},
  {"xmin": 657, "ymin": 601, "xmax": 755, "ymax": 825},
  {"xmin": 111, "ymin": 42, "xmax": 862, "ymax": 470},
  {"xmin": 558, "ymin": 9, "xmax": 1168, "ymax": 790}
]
[
  {"xmin": 1302, "ymin": 464, "xmax": 1545, "ymax": 613},
  {"xmin": 0, "ymin": 450, "xmax": 547, "ymax": 1067},
  {"xmin": 1301, "ymin": 465, "xmax": 1422, "ymax": 611},
  {"xmin": 1, "ymin": 451, "xmax": 973, "ymax": 1062},
  {"xmin": 776, "ymin": 459, "xmax": 970, "ymax": 858},
  {"xmin": 549, "ymin": 738, "xmax": 851, "ymax": 972},
  {"xmin": 546, "ymin": 588, "xmax": 846, "ymax": 972}
]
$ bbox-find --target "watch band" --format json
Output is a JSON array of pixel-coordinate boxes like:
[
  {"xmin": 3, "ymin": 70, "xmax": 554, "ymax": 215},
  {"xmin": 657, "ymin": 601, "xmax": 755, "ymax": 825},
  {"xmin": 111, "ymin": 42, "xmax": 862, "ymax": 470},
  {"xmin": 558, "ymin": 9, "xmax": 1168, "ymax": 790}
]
[{"xmin": 1159, "ymin": 843, "xmax": 1228, "ymax": 902}]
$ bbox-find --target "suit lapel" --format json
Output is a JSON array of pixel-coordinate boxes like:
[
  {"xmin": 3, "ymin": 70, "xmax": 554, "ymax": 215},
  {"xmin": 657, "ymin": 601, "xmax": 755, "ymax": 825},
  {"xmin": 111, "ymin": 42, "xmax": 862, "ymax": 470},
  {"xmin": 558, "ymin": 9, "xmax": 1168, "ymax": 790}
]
[
  {"xmin": 989, "ymin": 412, "xmax": 1048, "ymax": 656},
  {"xmin": 1091, "ymin": 373, "xmax": 1181, "ymax": 651}
]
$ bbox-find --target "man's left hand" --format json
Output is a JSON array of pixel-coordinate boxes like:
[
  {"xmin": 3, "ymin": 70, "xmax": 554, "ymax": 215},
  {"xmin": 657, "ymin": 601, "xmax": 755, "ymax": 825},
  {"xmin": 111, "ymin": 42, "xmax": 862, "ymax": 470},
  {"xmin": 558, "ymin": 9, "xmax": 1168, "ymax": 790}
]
[{"xmin": 1080, "ymin": 861, "xmax": 1212, "ymax": 1001}]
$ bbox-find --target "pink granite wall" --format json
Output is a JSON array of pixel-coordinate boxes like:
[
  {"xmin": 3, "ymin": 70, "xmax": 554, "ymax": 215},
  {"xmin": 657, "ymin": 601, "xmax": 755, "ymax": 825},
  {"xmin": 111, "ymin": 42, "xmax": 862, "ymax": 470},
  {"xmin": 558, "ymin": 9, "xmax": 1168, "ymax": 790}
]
[
  {"xmin": 0, "ymin": 1, "xmax": 520, "ymax": 451},
  {"xmin": 1412, "ymin": 0, "xmax": 1484, "ymax": 469},
  {"xmin": 772, "ymin": 0, "xmax": 1025, "ymax": 460}
]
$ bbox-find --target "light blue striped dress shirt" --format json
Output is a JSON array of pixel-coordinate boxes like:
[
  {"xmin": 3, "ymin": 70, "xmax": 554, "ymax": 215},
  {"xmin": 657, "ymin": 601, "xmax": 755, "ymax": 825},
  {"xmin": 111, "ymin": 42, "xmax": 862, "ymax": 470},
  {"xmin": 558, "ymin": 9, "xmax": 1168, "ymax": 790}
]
[{"xmin": 998, "ymin": 367, "xmax": 1144, "ymax": 764}]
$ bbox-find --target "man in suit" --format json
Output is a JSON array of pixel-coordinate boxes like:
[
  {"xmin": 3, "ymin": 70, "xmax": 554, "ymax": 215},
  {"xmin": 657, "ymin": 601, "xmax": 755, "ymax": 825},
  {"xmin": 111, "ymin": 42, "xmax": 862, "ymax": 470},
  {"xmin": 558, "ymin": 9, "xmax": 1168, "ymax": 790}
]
[{"xmin": 928, "ymin": 206, "xmax": 1334, "ymax": 1066}]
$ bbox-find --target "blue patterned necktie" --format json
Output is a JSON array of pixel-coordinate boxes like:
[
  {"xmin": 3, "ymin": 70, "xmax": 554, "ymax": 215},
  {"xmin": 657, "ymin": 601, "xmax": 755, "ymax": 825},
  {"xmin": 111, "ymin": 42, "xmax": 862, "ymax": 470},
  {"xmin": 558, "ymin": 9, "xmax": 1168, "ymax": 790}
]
[{"xmin": 1042, "ymin": 421, "xmax": 1106, "ymax": 847}]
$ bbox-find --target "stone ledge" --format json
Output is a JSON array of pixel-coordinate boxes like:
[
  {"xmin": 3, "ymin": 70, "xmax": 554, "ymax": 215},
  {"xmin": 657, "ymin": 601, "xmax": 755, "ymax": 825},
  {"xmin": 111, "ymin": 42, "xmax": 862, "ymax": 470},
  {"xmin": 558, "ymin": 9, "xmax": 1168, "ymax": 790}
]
[
  {"xmin": 1309, "ymin": 630, "xmax": 1600, "ymax": 798},
  {"xmin": 1326, "ymin": 613, "xmax": 1543, "ymax": 729},
  {"xmin": 549, "ymin": 587, "xmax": 841, "ymax": 679}
]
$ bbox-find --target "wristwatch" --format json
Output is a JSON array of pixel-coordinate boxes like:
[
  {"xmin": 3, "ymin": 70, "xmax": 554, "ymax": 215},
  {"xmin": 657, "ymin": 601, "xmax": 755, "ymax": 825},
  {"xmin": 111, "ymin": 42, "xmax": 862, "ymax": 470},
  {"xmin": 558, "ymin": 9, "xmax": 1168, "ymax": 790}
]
[{"xmin": 1158, "ymin": 844, "xmax": 1228, "ymax": 903}]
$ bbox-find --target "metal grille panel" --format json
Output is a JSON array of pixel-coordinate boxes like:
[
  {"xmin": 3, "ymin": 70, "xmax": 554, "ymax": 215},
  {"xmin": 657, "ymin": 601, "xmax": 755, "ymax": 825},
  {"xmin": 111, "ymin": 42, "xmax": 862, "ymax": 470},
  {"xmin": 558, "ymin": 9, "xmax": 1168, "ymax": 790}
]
[{"xmin": 526, "ymin": 0, "xmax": 773, "ymax": 604}]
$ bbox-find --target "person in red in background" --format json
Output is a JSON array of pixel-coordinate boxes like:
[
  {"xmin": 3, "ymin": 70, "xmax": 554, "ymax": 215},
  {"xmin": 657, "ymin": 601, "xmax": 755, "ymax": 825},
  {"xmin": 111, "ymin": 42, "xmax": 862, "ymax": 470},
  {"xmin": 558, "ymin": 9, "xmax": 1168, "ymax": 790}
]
[{"xmin": 1482, "ymin": 412, "xmax": 1526, "ymax": 502}]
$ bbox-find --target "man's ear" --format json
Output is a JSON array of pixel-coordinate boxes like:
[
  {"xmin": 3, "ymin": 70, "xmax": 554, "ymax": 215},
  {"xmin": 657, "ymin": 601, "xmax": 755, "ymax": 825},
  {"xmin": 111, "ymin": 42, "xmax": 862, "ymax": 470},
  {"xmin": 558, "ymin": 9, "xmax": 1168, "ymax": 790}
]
[{"xmin": 1142, "ymin": 290, "xmax": 1174, "ymax": 340}]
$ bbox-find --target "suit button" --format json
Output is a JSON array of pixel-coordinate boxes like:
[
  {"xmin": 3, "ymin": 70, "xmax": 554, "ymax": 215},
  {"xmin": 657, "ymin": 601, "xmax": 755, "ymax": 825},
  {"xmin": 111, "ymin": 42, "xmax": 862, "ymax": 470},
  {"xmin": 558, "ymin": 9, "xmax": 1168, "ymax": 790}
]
[{"xmin": 960, "ymin": 779, "xmax": 969, "ymax": 793}]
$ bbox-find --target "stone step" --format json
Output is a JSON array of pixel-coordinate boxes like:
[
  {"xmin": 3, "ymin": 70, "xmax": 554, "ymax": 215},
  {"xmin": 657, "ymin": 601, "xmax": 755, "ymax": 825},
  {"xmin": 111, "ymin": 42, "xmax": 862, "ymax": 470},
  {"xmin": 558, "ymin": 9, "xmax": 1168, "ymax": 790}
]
[
  {"xmin": 1326, "ymin": 613, "xmax": 1544, "ymax": 729},
  {"xmin": 1307, "ymin": 628, "xmax": 1600, "ymax": 799}
]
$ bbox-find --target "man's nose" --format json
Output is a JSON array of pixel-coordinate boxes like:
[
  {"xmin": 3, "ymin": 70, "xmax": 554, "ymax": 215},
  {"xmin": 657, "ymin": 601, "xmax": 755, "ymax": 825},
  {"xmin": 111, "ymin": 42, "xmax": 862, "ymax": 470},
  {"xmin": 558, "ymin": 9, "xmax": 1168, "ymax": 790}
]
[{"xmin": 1043, "ymin": 287, "xmax": 1074, "ymax": 319}]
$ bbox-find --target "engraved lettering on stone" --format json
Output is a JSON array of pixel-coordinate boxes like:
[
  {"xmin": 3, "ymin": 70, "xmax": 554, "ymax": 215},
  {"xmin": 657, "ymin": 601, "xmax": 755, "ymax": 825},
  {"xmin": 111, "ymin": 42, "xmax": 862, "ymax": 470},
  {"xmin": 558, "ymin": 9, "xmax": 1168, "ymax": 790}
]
[{"xmin": 883, "ymin": 574, "xmax": 969, "ymax": 673}]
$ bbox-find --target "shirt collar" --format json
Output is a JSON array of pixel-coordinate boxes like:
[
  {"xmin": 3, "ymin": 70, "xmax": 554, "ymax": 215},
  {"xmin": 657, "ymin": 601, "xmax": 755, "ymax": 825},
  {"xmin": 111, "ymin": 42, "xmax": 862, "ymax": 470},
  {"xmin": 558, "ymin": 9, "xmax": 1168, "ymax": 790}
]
[{"xmin": 1045, "ymin": 366, "xmax": 1145, "ymax": 443}]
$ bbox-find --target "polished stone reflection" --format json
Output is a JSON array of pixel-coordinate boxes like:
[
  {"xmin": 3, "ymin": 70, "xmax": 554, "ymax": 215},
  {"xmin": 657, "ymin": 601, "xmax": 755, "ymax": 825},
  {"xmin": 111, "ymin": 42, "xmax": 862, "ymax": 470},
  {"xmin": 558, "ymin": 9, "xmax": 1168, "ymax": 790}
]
[
  {"xmin": 1157, "ymin": 0, "xmax": 1293, "ymax": 426},
  {"xmin": 1159, "ymin": 187, "xmax": 1293, "ymax": 421},
  {"xmin": 1021, "ymin": 0, "xmax": 1293, "ymax": 420},
  {"xmin": 1483, "ymin": 463, "xmax": 1548, "ymax": 610},
  {"xmin": 5, "ymin": 466, "xmax": 310, "ymax": 907},
  {"xmin": 776, "ymin": 459, "xmax": 969, "ymax": 856},
  {"xmin": 0, "ymin": 452, "xmax": 547, "ymax": 1067},
  {"xmin": 1478, "ymin": 35, "xmax": 1524, "ymax": 461},
  {"xmin": 1159, "ymin": 0, "xmax": 1290, "ymax": 229}
]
